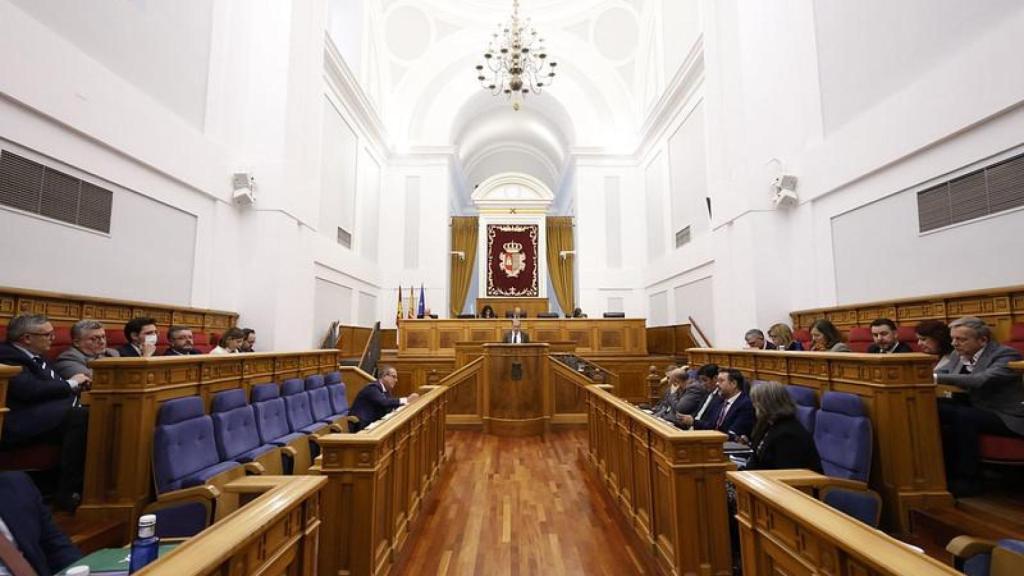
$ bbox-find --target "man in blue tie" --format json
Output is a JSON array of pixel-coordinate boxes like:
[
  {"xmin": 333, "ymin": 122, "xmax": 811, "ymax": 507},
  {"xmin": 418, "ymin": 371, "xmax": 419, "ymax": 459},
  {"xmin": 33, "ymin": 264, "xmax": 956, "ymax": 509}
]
[{"xmin": 0, "ymin": 314, "xmax": 90, "ymax": 511}]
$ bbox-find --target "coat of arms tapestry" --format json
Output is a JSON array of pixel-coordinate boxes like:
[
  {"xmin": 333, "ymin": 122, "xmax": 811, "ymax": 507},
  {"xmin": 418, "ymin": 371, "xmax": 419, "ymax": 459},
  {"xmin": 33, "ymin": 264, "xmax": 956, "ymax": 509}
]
[{"xmin": 486, "ymin": 224, "xmax": 538, "ymax": 296}]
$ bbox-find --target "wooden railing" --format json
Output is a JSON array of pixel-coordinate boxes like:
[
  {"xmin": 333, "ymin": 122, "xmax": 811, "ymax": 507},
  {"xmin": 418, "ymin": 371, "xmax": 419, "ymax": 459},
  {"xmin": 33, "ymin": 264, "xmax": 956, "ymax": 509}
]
[
  {"xmin": 135, "ymin": 475, "xmax": 326, "ymax": 576},
  {"xmin": 584, "ymin": 384, "xmax": 733, "ymax": 576},
  {"xmin": 730, "ymin": 470, "xmax": 959, "ymax": 576},
  {"xmin": 790, "ymin": 283, "xmax": 1024, "ymax": 343},
  {"xmin": 0, "ymin": 285, "xmax": 237, "ymax": 331},
  {"xmin": 336, "ymin": 325, "xmax": 373, "ymax": 359},
  {"xmin": 315, "ymin": 383, "xmax": 450, "ymax": 576},
  {"xmin": 687, "ymin": 348, "xmax": 952, "ymax": 532},
  {"xmin": 80, "ymin": 350, "xmax": 341, "ymax": 537},
  {"xmin": 646, "ymin": 323, "xmax": 698, "ymax": 357},
  {"xmin": 440, "ymin": 356, "xmax": 484, "ymax": 428},
  {"xmin": 0, "ymin": 365, "xmax": 16, "ymax": 443}
]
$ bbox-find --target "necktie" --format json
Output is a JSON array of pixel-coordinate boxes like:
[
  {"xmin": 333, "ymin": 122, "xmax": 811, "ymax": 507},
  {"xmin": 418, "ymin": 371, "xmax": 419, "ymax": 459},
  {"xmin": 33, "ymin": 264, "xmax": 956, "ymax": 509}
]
[
  {"xmin": 959, "ymin": 364, "xmax": 971, "ymax": 374},
  {"xmin": 32, "ymin": 356, "xmax": 57, "ymax": 381},
  {"xmin": 0, "ymin": 532, "xmax": 35, "ymax": 576},
  {"xmin": 715, "ymin": 400, "xmax": 729, "ymax": 429}
]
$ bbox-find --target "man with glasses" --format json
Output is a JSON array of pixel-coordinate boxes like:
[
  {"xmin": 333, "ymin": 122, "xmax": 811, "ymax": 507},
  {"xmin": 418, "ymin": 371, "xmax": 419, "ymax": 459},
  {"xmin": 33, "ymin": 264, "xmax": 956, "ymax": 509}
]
[
  {"xmin": 53, "ymin": 319, "xmax": 119, "ymax": 379},
  {"xmin": 348, "ymin": 365, "xmax": 419, "ymax": 432},
  {"xmin": 0, "ymin": 314, "xmax": 90, "ymax": 511},
  {"xmin": 163, "ymin": 325, "xmax": 202, "ymax": 356}
]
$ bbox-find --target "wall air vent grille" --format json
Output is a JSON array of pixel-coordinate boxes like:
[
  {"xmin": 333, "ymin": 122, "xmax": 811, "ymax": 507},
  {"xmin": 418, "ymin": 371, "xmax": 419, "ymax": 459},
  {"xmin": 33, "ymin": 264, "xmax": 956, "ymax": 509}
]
[
  {"xmin": 918, "ymin": 151, "xmax": 1024, "ymax": 232},
  {"xmin": 675, "ymin": 225, "xmax": 691, "ymax": 248},
  {"xmin": 337, "ymin": 226, "xmax": 352, "ymax": 248},
  {"xmin": 0, "ymin": 150, "xmax": 113, "ymax": 233}
]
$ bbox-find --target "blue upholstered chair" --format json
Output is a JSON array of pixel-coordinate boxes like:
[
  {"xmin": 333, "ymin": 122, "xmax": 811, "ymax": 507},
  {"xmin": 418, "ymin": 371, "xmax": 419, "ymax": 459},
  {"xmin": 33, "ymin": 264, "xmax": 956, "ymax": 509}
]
[
  {"xmin": 948, "ymin": 537, "xmax": 1024, "ymax": 576},
  {"xmin": 814, "ymin": 391, "xmax": 873, "ymax": 483},
  {"xmin": 147, "ymin": 396, "xmax": 244, "ymax": 537},
  {"xmin": 251, "ymin": 383, "xmax": 314, "ymax": 474},
  {"xmin": 819, "ymin": 486, "xmax": 882, "ymax": 527},
  {"xmin": 210, "ymin": 389, "xmax": 285, "ymax": 474},
  {"xmin": 281, "ymin": 378, "xmax": 329, "ymax": 438},
  {"xmin": 305, "ymin": 374, "xmax": 348, "ymax": 431},
  {"xmin": 786, "ymin": 386, "xmax": 818, "ymax": 435}
]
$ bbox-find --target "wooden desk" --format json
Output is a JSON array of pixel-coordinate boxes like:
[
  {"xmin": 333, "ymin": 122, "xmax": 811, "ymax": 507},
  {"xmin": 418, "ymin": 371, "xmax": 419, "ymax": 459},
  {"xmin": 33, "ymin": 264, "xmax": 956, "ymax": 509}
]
[
  {"xmin": 80, "ymin": 351, "xmax": 341, "ymax": 538},
  {"xmin": 729, "ymin": 470, "xmax": 959, "ymax": 576},
  {"xmin": 687, "ymin": 348, "xmax": 952, "ymax": 532},
  {"xmin": 454, "ymin": 340, "xmax": 574, "ymax": 367},
  {"xmin": 0, "ymin": 365, "xmax": 15, "ymax": 443},
  {"xmin": 476, "ymin": 296, "xmax": 549, "ymax": 317},
  {"xmin": 584, "ymin": 384, "xmax": 733, "ymax": 575},
  {"xmin": 398, "ymin": 318, "xmax": 648, "ymax": 357},
  {"xmin": 316, "ymin": 384, "xmax": 450, "ymax": 576},
  {"xmin": 134, "ymin": 475, "xmax": 325, "ymax": 576}
]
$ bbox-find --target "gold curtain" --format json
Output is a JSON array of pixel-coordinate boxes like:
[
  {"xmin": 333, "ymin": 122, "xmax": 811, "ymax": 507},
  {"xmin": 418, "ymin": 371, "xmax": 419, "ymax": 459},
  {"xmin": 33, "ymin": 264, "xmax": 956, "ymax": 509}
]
[
  {"xmin": 449, "ymin": 217, "xmax": 478, "ymax": 317},
  {"xmin": 546, "ymin": 216, "xmax": 575, "ymax": 315}
]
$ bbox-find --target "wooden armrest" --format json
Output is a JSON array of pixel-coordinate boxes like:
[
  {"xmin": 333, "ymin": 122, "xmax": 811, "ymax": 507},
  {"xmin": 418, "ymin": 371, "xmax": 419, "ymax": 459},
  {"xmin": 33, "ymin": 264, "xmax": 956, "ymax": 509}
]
[
  {"xmin": 947, "ymin": 535, "xmax": 997, "ymax": 558},
  {"xmin": 328, "ymin": 423, "xmax": 345, "ymax": 433},
  {"xmin": 280, "ymin": 445, "xmax": 297, "ymax": 458},
  {"xmin": 157, "ymin": 484, "xmax": 220, "ymax": 503},
  {"xmin": 243, "ymin": 461, "xmax": 266, "ymax": 475}
]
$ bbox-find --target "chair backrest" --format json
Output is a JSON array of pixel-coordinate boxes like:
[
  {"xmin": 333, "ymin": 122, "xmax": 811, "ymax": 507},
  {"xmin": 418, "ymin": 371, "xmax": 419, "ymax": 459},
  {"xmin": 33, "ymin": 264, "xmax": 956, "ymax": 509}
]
[
  {"xmin": 328, "ymin": 383, "xmax": 350, "ymax": 416},
  {"xmin": 305, "ymin": 375, "xmax": 333, "ymax": 422},
  {"xmin": 536, "ymin": 312, "xmax": 559, "ymax": 318},
  {"xmin": 786, "ymin": 386, "xmax": 818, "ymax": 435},
  {"xmin": 847, "ymin": 327, "xmax": 873, "ymax": 353},
  {"xmin": 282, "ymin": 377, "xmax": 315, "ymax": 430},
  {"xmin": 793, "ymin": 328, "xmax": 813, "ymax": 349},
  {"xmin": 210, "ymin": 389, "xmax": 261, "ymax": 461},
  {"xmin": 251, "ymin": 383, "xmax": 291, "ymax": 443},
  {"xmin": 991, "ymin": 539, "xmax": 1024, "ymax": 576},
  {"xmin": 896, "ymin": 326, "xmax": 920, "ymax": 352},
  {"xmin": 814, "ymin": 391, "xmax": 873, "ymax": 482},
  {"xmin": 603, "ymin": 312, "xmax": 625, "ymax": 318},
  {"xmin": 324, "ymin": 371, "xmax": 342, "ymax": 387},
  {"xmin": 1008, "ymin": 324, "xmax": 1024, "ymax": 356},
  {"xmin": 153, "ymin": 396, "xmax": 221, "ymax": 492},
  {"xmin": 820, "ymin": 486, "xmax": 882, "ymax": 527},
  {"xmin": 48, "ymin": 326, "xmax": 74, "ymax": 359}
]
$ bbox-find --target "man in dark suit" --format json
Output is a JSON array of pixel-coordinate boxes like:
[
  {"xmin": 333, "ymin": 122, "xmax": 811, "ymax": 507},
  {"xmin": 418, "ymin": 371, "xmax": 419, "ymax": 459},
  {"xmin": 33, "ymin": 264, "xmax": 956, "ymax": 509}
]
[
  {"xmin": 163, "ymin": 325, "xmax": 202, "ymax": 356},
  {"xmin": 744, "ymin": 329, "xmax": 777, "ymax": 350},
  {"xmin": 116, "ymin": 316, "xmax": 158, "ymax": 357},
  {"xmin": 935, "ymin": 316, "xmax": 1024, "ymax": 495},
  {"xmin": 676, "ymin": 368, "xmax": 755, "ymax": 440},
  {"xmin": 866, "ymin": 318, "xmax": 912, "ymax": 353},
  {"xmin": 655, "ymin": 368, "xmax": 710, "ymax": 426},
  {"xmin": 0, "ymin": 471, "xmax": 81, "ymax": 575},
  {"xmin": 0, "ymin": 315, "xmax": 90, "ymax": 511},
  {"xmin": 502, "ymin": 319, "xmax": 530, "ymax": 344},
  {"xmin": 348, "ymin": 365, "xmax": 419, "ymax": 432}
]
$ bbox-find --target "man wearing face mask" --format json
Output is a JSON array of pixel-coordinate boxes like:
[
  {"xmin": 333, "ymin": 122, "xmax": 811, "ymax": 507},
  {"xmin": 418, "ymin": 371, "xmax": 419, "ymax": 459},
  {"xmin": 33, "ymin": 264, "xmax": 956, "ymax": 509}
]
[{"xmin": 116, "ymin": 317, "xmax": 158, "ymax": 357}]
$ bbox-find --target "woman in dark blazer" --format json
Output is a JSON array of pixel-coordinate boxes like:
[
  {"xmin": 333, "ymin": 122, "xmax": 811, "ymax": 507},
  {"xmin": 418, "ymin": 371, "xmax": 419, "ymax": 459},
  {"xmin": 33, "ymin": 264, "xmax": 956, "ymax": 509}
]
[{"xmin": 742, "ymin": 381, "xmax": 822, "ymax": 472}]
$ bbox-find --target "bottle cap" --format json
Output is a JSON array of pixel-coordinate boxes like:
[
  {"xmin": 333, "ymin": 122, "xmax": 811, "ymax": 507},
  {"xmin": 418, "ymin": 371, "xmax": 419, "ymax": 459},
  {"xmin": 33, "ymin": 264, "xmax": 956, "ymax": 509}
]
[
  {"xmin": 138, "ymin": 514, "xmax": 157, "ymax": 527},
  {"xmin": 66, "ymin": 567, "xmax": 91, "ymax": 576}
]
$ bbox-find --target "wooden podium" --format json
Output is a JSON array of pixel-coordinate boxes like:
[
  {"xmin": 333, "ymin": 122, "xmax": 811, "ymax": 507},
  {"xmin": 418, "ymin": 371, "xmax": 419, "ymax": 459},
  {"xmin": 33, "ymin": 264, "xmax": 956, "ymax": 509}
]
[{"xmin": 481, "ymin": 343, "xmax": 550, "ymax": 436}]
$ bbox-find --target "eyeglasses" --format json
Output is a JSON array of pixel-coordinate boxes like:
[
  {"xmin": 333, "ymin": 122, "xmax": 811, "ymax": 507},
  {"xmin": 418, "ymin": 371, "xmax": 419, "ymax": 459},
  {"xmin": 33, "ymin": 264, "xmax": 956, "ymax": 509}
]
[
  {"xmin": 83, "ymin": 335, "xmax": 107, "ymax": 342},
  {"xmin": 28, "ymin": 331, "xmax": 55, "ymax": 339}
]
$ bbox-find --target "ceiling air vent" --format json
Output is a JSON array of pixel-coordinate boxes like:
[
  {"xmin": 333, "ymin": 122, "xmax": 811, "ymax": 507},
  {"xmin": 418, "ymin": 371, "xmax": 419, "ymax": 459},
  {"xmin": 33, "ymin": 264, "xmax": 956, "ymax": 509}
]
[{"xmin": 918, "ymin": 151, "xmax": 1024, "ymax": 232}]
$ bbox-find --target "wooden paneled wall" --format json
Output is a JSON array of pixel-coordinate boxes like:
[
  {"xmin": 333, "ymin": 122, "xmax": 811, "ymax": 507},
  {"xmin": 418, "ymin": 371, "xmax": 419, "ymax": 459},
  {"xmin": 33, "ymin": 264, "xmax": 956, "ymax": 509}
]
[
  {"xmin": 687, "ymin": 348, "xmax": 952, "ymax": 532},
  {"xmin": 646, "ymin": 324, "xmax": 697, "ymax": 357},
  {"xmin": 337, "ymin": 325, "xmax": 373, "ymax": 359},
  {"xmin": 397, "ymin": 318, "xmax": 649, "ymax": 357},
  {"xmin": 80, "ymin": 350, "xmax": 341, "ymax": 536},
  {"xmin": 135, "ymin": 476, "xmax": 326, "ymax": 576},
  {"xmin": 0, "ymin": 285, "xmax": 237, "ymax": 331},
  {"xmin": 475, "ymin": 296, "xmax": 550, "ymax": 317},
  {"xmin": 0, "ymin": 365, "xmax": 15, "ymax": 443},
  {"xmin": 316, "ymin": 384, "xmax": 450, "ymax": 576},
  {"xmin": 791, "ymin": 283, "xmax": 1024, "ymax": 342},
  {"xmin": 584, "ymin": 384, "xmax": 733, "ymax": 576},
  {"xmin": 730, "ymin": 471, "xmax": 959, "ymax": 576}
]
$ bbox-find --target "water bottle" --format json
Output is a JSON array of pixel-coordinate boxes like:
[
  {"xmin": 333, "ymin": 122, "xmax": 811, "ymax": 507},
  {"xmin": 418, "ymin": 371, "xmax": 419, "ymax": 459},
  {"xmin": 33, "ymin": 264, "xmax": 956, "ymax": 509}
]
[{"xmin": 128, "ymin": 514, "xmax": 160, "ymax": 573}]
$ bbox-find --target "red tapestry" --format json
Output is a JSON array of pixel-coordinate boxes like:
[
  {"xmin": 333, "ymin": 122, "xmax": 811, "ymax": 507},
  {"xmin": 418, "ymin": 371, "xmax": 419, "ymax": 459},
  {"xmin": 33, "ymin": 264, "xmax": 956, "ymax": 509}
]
[{"xmin": 486, "ymin": 224, "xmax": 539, "ymax": 297}]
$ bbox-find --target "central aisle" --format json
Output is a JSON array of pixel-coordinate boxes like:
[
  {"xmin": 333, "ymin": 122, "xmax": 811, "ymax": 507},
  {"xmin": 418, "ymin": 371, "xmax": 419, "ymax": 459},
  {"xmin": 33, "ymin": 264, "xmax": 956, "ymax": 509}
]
[{"xmin": 397, "ymin": 430, "xmax": 650, "ymax": 575}]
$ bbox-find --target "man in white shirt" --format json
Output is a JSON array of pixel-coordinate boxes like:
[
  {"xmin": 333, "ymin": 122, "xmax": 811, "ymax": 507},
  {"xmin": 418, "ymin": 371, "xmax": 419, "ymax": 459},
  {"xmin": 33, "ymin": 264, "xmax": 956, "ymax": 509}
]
[{"xmin": 503, "ymin": 319, "xmax": 530, "ymax": 344}]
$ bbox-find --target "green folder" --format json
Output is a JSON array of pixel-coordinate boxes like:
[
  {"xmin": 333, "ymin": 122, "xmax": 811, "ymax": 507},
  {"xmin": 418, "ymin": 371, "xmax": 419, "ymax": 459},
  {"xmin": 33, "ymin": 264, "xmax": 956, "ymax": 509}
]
[{"xmin": 59, "ymin": 543, "xmax": 179, "ymax": 575}]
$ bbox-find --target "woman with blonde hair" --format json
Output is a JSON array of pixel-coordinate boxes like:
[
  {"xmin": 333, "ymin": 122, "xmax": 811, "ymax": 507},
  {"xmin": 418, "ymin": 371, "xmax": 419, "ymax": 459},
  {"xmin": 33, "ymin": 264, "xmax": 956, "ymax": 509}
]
[{"xmin": 768, "ymin": 323, "xmax": 803, "ymax": 351}]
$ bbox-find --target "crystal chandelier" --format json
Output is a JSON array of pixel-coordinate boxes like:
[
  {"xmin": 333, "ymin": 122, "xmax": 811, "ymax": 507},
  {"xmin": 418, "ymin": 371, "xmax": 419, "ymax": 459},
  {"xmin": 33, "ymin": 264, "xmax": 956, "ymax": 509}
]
[{"xmin": 475, "ymin": 0, "xmax": 557, "ymax": 111}]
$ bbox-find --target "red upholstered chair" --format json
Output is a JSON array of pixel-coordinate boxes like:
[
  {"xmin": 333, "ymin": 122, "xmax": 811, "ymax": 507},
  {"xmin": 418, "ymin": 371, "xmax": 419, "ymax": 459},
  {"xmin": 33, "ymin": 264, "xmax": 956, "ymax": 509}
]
[
  {"xmin": 156, "ymin": 328, "xmax": 170, "ymax": 355},
  {"xmin": 193, "ymin": 332, "xmax": 213, "ymax": 354},
  {"xmin": 847, "ymin": 326, "xmax": 873, "ymax": 353},
  {"xmin": 0, "ymin": 445, "xmax": 62, "ymax": 472},
  {"xmin": 897, "ymin": 325, "xmax": 920, "ymax": 352},
  {"xmin": 1007, "ymin": 324, "xmax": 1024, "ymax": 356},
  {"xmin": 794, "ymin": 328, "xmax": 813, "ymax": 350},
  {"xmin": 979, "ymin": 435, "xmax": 1024, "ymax": 464},
  {"xmin": 0, "ymin": 324, "xmax": 6, "ymax": 343},
  {"xmin": 107, "ymin": 329, "xmax": 128, "ymax": 348},
  {"xmin": 48, "ymin": 326, "xmax": 74, "ymax": 359}
]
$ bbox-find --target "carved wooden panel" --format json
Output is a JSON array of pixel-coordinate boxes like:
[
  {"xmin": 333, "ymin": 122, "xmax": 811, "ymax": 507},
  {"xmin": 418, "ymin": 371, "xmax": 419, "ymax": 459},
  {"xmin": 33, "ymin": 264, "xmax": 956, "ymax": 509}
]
[
  {"xmin": 599, "ymin": 327, "xmax": 624, "ymax": 349},
  {"xmin": 438, "ymin": 329, "xmax": 463, "ymax": 349}
]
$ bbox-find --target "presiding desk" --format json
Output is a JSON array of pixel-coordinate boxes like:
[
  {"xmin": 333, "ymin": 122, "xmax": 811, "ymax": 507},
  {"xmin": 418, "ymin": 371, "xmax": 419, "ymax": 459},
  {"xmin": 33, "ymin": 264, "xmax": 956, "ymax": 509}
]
[{"xmin": 687, "ymin": 348, "xmax": 951, "ymax": 532}]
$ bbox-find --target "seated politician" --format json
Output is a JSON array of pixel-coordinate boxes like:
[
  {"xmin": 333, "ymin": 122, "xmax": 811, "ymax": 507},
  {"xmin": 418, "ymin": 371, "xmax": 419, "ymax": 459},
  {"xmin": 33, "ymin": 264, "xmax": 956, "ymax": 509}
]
[
  {"xmin": 163, "ymin": 325, "xmax": 202, "ymax": 356},
  {"xmin": 740, "ymin": 382, "xmax": 822, "ymax": 471},
  {"xmin": 0, "ymin": 471, "xmax": 82, "ymax": 575},
  {"xmin": 935, "ymin": 316, "xmax": 1024, "ymax": 495},
  {"xmin": 0, "ymin": 314, "xmax": 89, "ymax": 511},
  {"xmin": 349, "ymin": 365, "xmax": 419, "ymax": 432},
  {"xmin": 655, "ymin": 367, "xmax": 711, "ymax": 427},
  {"xmin": 117, "ymin": 316, "xmax": 158, "ymax": 357},
  {"xmin": 809, "ymin": 319, "xmax": 851, "ymax": 352},
  {"xmin": 502, "ymin": 319, "xmax": 529, "ymax": 344},
  {"xmin": 675, "ymin": 368, "xmax": 754, "ymax": 440},
  {"xmin": 866, "ymin": 318, "xmax": 912, "ymax": 353},
  {"xmin": 210, "ymin": 327, "xmax": 244, "ymax": 354},
  {"xmin": 53, "ymin": 319, "xmax": 119, "ymax": 379},
  {"xmin": 239, "ymin": 328, "xmax": 257, "ymax": 353},
  {"xmin": 744, "ymin": 328, "xmax": 777, "ymax": 350}
]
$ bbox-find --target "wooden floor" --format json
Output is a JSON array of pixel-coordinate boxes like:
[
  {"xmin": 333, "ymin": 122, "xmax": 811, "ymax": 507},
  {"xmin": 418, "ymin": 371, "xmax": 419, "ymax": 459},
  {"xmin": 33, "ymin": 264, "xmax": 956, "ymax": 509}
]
[{"xmin": 397, "ymin": 429, "xmax": 649, "ymax": 576}]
